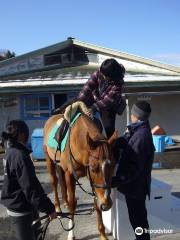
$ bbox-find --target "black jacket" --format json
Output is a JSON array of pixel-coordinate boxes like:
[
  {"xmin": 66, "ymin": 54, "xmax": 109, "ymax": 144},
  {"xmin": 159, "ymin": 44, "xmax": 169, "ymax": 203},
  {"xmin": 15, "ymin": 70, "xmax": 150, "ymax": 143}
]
[
  {"xmin": 115, "ymin": 121, "xmax": 155, "ymax": 200},
  {"xmin": 1, "ymin": 141, "xmax": 55, "ymax": 214}
]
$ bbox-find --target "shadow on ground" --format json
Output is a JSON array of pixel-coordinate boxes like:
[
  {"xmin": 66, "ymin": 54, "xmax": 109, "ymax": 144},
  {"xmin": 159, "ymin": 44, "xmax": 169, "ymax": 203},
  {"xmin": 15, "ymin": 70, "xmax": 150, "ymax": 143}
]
[
  {"xmin": 35, "ymin": 163, "xmax": 48, "ymax": 174},
  {"xmin": 172, "ymin": 192, "xmax": 180, "ymax": 199},
  {"xmin": 0, "ymin": 216, "xmax": 16, "ymax": 240},
  {"xmin": 76, "ymin": 234, "xmax": 100, "ymax": 240}
]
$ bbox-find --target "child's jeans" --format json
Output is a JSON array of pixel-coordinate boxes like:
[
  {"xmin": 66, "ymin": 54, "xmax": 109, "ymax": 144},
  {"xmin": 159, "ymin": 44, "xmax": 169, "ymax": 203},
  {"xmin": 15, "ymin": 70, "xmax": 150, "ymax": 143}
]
[
  {"xmin": 9, "ymin": 210, "xmax": 41, "ymax": 240},
  {"xmin": 10, "ymin": 213, "xmax": 35, "ymax": 240}
]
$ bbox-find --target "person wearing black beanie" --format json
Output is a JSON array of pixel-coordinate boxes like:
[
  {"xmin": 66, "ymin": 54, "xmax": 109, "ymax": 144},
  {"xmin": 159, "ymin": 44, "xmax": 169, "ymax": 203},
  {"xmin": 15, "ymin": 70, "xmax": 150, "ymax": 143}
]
[
  {"xmin": 131, "ymin": 101, "xmax": 151, "ymax": 122},
  {"xmin": 113, "ymin": 101, "xmax": 155, "ymax": 240}
]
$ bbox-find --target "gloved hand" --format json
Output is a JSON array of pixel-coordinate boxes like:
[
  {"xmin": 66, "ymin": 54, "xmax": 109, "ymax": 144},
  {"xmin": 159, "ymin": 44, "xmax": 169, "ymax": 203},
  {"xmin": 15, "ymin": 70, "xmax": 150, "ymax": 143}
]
[
  {"xmin": 111, "ymin": 175, "xmax": 127, "ymax": 188},
  {"xmin": 111, "ymin": 176, "xmax": 120, "ymax": 188}
]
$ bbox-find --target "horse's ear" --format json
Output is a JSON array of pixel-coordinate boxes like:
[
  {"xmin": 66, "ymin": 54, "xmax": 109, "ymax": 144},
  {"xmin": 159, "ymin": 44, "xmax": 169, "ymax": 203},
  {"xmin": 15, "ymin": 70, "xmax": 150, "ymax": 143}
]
[{"xmin": 108, "ymin": 130, "xmax": 118, "ymax": 147}]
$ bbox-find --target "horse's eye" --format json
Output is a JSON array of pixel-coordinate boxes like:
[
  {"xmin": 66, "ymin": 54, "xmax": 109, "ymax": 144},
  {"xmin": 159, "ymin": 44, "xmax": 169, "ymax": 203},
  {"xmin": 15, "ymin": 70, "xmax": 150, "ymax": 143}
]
[
  {"xmin": 91, "ymin": 168, "xmax": 96, "ymax": 173},
  {"xmin": 90, "ymin": 165, "xmax": 100, "ymax": 173}
]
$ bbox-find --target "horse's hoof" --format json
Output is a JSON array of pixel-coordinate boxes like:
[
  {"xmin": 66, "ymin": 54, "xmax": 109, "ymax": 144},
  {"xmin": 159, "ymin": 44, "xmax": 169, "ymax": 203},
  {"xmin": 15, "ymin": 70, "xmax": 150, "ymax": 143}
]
[
  {"xmin": 100, "ymin": 236, "xmax": 108, "ymax": 240},
  {"xmin": 63, "ymin": 202, "xmax": 69, "ymax": 209},
  {"xmin": 67, "ymin": 237, "xmax": 75, "ymax": 240}
]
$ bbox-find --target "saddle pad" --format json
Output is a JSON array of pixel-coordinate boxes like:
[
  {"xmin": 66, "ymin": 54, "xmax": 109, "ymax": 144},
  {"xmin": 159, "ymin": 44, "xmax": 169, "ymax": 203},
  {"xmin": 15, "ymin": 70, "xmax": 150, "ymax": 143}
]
[{"xmin": 48, "ymin": 112, "xmax": 82, "ymax": 152}]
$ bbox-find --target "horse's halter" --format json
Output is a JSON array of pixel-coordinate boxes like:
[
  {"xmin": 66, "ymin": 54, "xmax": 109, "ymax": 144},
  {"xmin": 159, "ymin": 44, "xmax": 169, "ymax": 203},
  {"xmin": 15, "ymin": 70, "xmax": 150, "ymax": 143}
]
[
  {"xmin": 87, "ymin": 141, "xmax": 112, "ymax": 191},
  {"xmin": 68, "ymin": 139, "xmax": 111, "ymax": 198}
]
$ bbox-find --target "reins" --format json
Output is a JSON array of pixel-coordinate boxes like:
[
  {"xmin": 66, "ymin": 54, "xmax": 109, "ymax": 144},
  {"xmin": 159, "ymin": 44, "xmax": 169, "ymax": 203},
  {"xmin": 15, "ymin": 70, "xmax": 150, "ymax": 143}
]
[
  {"xmin": 32, "ymin": 212, "xmax": 74, "ymax": 240},
  {"xmin": 32, "ymin": 208, "xmax": 95, "ymax": 240},
  {"xmin": 67, "ymin": 105, "xmax": 96, "ymax": 197}
]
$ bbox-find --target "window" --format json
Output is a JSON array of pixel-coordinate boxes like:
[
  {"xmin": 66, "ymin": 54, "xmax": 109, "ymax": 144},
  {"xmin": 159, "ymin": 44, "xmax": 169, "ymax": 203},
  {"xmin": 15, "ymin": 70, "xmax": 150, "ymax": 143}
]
[
  {"xmin": 54, "ymin": 94, "xmax": 67, "ymax": 109},
  {"xmin": 44, "ymin": 53, "xmax": 62, "ymax": 66},
  {"xmin": 21, "ymin": 94, "xmax": 52, "ymax": 120}
]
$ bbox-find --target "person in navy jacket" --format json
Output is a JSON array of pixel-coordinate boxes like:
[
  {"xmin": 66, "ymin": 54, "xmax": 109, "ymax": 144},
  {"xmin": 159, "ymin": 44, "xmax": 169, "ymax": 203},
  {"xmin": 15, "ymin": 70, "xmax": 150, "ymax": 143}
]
[
  {"xmin": 113, "ymin": 101, "xmax": 155, "ymax": 240},
  {"xmin": 1, "ymin": 120, "xmax": 57, "ymax": 240}
]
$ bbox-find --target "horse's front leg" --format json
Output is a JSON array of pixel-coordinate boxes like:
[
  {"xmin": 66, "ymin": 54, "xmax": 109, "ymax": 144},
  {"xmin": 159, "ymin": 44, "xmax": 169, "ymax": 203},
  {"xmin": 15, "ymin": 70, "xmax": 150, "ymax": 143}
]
[
  {"xmin": 94, "ymin": 198, "xmax": 108, "ymax": 240},
  {"xmin": 45, "ymin": 151, "xmax": 61, "ymax": 213},
  {"xmin": 65, "ymin": 170, "xmax": 76, "ymax": 240},
  {"xmin": 57, "ymin": 165, "xmax": 68, "ymax": 208}
]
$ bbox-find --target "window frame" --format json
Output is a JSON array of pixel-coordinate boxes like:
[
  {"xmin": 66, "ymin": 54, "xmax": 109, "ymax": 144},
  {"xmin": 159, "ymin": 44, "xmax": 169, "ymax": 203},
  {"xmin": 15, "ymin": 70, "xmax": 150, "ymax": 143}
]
[{"xmin": 20, "ymin": 94, "xmax": 52, "ymax": 120}]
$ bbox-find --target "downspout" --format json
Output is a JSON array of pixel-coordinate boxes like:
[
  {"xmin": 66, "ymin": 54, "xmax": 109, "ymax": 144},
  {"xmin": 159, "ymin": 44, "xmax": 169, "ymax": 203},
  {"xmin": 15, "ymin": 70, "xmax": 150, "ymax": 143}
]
[{"xmin": 125, "ymin": 97, "xmax": 130, "ymax": 126}]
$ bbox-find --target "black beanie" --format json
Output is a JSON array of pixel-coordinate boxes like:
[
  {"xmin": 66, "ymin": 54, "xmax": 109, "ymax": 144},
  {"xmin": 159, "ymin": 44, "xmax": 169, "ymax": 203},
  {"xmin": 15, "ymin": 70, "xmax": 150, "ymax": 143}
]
[{"xmin": 131, "ymin": 101, "xmax": 151, "ymax": 121}]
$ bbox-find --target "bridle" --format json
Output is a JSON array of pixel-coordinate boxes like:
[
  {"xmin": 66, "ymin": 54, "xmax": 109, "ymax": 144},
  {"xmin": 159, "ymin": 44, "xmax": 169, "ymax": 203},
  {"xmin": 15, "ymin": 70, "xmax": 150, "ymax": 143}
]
[
  {"xmin": 68, "ymin": 138, "xmax": 111, "ymax": 197},
  {"xmin": 86, "ymin": 142, "xmax": 111, "ymax": 190}
]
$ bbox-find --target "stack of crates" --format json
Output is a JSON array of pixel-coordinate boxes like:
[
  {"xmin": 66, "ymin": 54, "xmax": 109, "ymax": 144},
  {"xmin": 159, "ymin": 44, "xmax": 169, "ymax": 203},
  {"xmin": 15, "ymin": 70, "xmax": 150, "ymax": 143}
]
[{"xmin": 152, "ymin": 135, "xmax": 166, "ymax": 152}]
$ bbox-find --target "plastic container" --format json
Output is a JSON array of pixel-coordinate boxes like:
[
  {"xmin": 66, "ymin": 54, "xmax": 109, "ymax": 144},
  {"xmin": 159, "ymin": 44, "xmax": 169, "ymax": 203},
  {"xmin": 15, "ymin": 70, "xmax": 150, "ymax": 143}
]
[
  {"xmin": 165, "ymin": 136, "xmax": 175, "ymax": 146},
  {"xmin": 31, "ymin": 128, "xmax": 45, "ymax": 160},
  {"xmin": 152, "ymin": 135, "xmax": 166, "ymax": 152},
  {"xmin": 151, "ymin": 125, "xmax": 166, "ymax": 135}
]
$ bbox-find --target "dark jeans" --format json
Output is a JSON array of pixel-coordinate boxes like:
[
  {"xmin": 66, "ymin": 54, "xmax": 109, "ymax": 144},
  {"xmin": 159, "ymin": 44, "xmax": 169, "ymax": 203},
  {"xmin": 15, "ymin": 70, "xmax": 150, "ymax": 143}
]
[
  {"xmin": 125, "ymin": 195, "xmax": 150, "ymax": 240},
  {"xmin": 10, "ymin": 213, "xmax": 35, "ymax": 240},
  {"xmin": 9, "ymin": 210, "xmax": 41, "ymax": 240},
  {"xmin": 101, "ymin": 110, "xmax": 116, "ymax": 138}
]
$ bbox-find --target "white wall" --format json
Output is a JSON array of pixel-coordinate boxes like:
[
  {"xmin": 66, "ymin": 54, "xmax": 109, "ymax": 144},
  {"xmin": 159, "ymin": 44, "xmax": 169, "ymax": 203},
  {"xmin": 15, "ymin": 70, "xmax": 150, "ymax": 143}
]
[
  {"xmin": 115, "ymin": 95, "xmax": 180, "ymax": 136},
  {"xmin": 149, "ymin": 95, "xmax": 180, "ymax": 135},
  {"xmin": 0, "ymin": 95, "xmax": 47, "ymax": 143},
  {"xmin": 0, "ymin": 95, "xmax": 20, "ymax": 133}
]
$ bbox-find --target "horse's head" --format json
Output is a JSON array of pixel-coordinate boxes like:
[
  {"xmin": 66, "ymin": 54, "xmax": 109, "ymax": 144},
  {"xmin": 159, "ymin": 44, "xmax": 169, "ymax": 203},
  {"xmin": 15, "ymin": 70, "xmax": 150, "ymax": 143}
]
[{"xmin": 87, "ymin": 131, "xmax": 117, "ymax": 211}]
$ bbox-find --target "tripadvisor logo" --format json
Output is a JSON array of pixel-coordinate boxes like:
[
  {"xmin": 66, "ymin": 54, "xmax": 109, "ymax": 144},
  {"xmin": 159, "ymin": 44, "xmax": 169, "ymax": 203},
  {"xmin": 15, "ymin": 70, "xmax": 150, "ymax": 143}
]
[
  {"xmin": 135, "ymin": 227, "xmax": 144, "ymax": 235},
  {"xmin": 135, "ymin": 227, "xmax": 173, "ymax": 235}
]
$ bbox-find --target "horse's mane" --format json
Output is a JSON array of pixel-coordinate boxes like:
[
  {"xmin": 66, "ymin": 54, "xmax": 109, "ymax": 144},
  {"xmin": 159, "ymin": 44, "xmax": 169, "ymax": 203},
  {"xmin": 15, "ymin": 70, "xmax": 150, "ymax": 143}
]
[
  {"xmin": 81, "ymin": 114, "xmax": 106, "ymax": 142},
  {"xmin": 54, "ymin": 100, "xmax": 106, "ymax": 142},
  {"xmin": 64, "ymin": 101, "xmax": 92, "ymax": 122}
]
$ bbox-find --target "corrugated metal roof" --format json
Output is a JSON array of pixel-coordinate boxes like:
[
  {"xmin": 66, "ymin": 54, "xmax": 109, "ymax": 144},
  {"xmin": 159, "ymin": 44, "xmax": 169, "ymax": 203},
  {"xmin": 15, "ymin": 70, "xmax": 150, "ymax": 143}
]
[
  {"xmin": 0, "ymin": 38, "xmax": 180, "ymax": 74},
  {"xmin": 1, "ymin": 74, "xmax": 180, "ymax": 88},
  {"xmin": 73, "ymin": 39, "xmax": 180, "ymax": 74}
]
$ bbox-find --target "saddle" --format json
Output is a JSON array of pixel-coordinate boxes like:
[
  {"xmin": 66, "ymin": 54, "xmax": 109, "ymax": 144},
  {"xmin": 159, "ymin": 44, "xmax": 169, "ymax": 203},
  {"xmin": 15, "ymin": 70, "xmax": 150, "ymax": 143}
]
[
  {"xmin": 53, "ymin": 101, "xmax": 93, "ymax": 146},
  {"xmin": 54, "ymin": 118, "xmax": 69, "ymax": 144}
]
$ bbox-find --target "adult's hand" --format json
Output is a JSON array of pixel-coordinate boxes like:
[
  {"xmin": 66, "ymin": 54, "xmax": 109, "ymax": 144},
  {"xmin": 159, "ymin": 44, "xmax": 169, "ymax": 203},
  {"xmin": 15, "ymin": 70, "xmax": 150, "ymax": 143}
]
[
  {"xmin": 49, "ymin": 211, "xmax": 57, "ymax": 221},
  {"xmin": 86, "ymin": 110, "xmax": 93, "ymax": 118}
]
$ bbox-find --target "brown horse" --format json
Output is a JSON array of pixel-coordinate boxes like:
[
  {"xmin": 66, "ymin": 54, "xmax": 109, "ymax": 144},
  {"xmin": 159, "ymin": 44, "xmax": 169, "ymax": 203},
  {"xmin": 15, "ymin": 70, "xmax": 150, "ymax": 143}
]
[{"xmin": 43, "ymin": 111, "xmax": 117, "ymax": 240}]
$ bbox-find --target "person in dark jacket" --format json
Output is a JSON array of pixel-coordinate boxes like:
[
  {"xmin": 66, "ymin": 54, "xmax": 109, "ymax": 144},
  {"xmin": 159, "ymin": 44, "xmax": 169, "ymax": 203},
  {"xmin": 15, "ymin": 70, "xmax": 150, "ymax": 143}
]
[
  {"xmin": 113, "ymin": 101, "xmax": 155, "ymax": 240},
  {"xmin": 78, "ymin": 58, "xmax": 126, "ymax": 138},
  {"xmin": 0, "ymin": 120, "xmax": 57, "ymax": 240}
]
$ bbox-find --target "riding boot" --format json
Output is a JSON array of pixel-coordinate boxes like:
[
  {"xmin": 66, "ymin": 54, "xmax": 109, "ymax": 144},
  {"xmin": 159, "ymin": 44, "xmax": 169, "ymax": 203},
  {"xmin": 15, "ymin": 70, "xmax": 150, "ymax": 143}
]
[{"xmin": 54, "ymin": 118, "xmax": 69, "ymax": 143}]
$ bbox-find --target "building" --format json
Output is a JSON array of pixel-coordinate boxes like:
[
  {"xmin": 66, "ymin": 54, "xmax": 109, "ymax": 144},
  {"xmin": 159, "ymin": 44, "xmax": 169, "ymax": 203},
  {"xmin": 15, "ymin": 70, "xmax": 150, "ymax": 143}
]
[{"xmin": 0, "ymin": 38, "xmax": 180, "ymax": 140}]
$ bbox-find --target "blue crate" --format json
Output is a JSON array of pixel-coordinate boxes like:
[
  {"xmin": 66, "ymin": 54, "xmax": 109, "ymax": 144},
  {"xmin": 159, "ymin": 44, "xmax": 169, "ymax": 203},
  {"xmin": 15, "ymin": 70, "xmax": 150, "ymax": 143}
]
[
  {"xmin": 152, "ymin": 135, "xmax": 166, "ymax": 152},
  {"xmin": 31, "ymin": 128, "xmax": 45, "ymax": 160}
]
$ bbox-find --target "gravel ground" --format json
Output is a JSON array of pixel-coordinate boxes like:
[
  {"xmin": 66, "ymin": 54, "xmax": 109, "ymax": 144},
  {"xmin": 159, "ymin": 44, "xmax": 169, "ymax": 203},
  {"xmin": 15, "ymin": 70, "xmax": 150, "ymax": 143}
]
[{"xmin": 1, "ymin": 154, "xmax": 180, "ymax": 240}]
